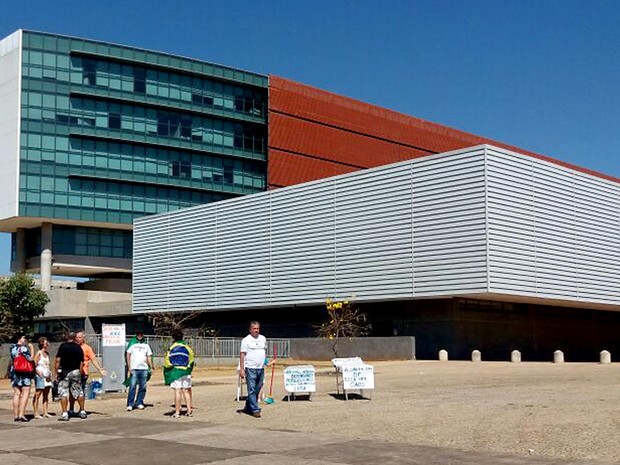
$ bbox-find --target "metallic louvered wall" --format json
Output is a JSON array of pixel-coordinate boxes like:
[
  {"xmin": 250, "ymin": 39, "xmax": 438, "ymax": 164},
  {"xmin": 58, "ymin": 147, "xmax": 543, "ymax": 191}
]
[
  {"xmin": 133, "ymin": 145, "xmax": 620, "ymax": 313},
  {"xmin": 485, "ymin": 147, "xmax": 620, "ymax": 305}
]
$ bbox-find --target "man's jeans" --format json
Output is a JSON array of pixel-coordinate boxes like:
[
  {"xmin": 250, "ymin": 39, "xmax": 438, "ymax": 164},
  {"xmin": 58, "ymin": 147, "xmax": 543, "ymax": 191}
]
[
  {"xmin": 244, "ymin": 368, "xmax": 264, "ymax": 414},
  {"xmin": 127, "ymin": 369, "xmax": 148, "ymax": 407}
]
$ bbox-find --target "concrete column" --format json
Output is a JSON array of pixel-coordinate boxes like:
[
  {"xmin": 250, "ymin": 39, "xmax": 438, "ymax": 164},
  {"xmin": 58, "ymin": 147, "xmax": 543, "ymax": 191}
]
[
  {"xmin": 438, "ymin": 349, "xmax": 448, "ymax": 362},
  {"xmin": 84, "ymin": 317, "xmax": 96, "ymax": 335},
  {"xmin": 40, "ymin": 223, "xmax": 53, "ymax": 292},
  {"xmin": 511, "ymin": 350, "xmax": 521, "ymax": 363},
  {"xmin": 600, "ymin": 350, "xmax": 611, "ymax": 364},
  {"xmin": 471, "ymin": 350, "xmax": 481, "ymax": 362},
  {"xmin": 14, "ymin": 228, "xmax": 26, "ymax": 272},
  {"xmin": 553, "ymin": 350, "xmax": 564, "ymax": 364}
]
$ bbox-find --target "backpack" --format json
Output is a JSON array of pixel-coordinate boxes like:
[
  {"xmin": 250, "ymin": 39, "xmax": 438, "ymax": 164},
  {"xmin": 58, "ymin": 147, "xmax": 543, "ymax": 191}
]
[{"xmin": 13, "ymin": 351, "xmax": 35, "ymax": 377}]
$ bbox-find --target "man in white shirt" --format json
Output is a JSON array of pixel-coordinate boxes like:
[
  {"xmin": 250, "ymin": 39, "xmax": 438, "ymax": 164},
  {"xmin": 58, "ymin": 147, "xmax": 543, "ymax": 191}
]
[
  {"xmin": 239, "ymin": 321, "xmax": 267, "ymax": 417},
  {"xmin": 125, "ymin": 330, "xmax": 154, "ymax": 411}
]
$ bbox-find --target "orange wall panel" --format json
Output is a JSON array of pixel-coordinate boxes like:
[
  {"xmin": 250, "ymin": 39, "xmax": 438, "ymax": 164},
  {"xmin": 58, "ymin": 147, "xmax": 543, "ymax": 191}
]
[
  {"xmin": 268, "ymin": 75, "xmax": 620, "ymax": 187},
  {"xmin": 268, "ymin": 150, "xmax": 358, "ymax": 188},
  {"xmin": 269, "ymin": 75, "xmax": 503, "ymax": 154},
  {"xmin": 269, "ymin": 113, "xmax": 430, "ymax": 169}
]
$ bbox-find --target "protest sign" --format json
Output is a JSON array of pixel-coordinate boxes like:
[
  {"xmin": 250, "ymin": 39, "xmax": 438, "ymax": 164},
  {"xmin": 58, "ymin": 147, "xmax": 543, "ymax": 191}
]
[
  {"xmin": 342, "ymin": 363, "xmax": 374, "ymax": 390},
  {"xmin": 284, "ymin": 365, "xmax": 316, "ymax": 394}
]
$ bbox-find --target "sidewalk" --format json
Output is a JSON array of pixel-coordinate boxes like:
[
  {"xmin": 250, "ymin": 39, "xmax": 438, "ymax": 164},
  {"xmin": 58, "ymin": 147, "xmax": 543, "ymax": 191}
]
[
  {"xmin": 0, "ymin": 409, "xmax": 615, "ymax": 465},
  {"xmin": 3, "ymin": 361, "xmax": 620, "ymax": 463}
]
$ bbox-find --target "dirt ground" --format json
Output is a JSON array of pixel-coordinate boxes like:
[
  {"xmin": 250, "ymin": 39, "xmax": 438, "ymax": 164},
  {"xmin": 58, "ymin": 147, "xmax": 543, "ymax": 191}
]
[{"xmin": 3, "ymin": 360, "xmax": 620, "ymax": 463}]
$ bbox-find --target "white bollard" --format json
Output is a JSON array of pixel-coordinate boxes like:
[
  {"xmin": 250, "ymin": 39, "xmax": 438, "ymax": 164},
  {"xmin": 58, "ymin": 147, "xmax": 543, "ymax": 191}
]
[
  {"xmin": 438, "ymin": 349, "xmax": 448, "ymax": 362},
  {"xmin": 511, "ymin": 350, "xmax": 521, "ymax": 363},
  {"xmin": 600, "ymin": 350, "xmax": 611, "ymax": 364},
  {"xmin": 553, "ymin": 350, "xmax": 564, "ymax": 364},
  {"xmin": 471, "ymin": 350, "xmax": 481, "ymax": 362}
]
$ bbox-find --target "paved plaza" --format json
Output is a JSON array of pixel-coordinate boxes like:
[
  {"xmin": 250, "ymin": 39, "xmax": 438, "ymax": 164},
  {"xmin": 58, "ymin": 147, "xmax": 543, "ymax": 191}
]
[
  {"xmin": 0, "ymin": 407, "xmax": 615, "ymax": 465},
  {"xmin": 3, "ymin": 361, "xmax": 620, "ymax": 464}
]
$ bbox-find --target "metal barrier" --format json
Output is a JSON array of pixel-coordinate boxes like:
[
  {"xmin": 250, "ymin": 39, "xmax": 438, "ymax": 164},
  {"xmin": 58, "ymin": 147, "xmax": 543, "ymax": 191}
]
[{"xmin": 87, "ymin": 334, "xmax": 289, "ymax": 359}]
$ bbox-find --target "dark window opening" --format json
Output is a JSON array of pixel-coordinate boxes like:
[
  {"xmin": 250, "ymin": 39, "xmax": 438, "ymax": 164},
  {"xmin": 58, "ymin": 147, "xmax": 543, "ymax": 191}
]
[
  {"xmin": 191, "ymin": 93, "xmax": 214, "ymax": 107},
  {"xmin": 223, "ymin": 163, "xmax": 233, "ymax": 184},
  {"xmin": 157, "ymin": 113, "xmax": 180, "ymax": 137},
  {"xmin": 180, "ymin": 119, "xmax": 192, "ymax": 139},
  {"xmin": 171, "ymin": 160, "xmax": 191, "ymax": 178},
  {"xmin": 56, "ymin": 114, "xmax": 79, "ymax": 125},
  {"xmin": 109, "ymin": 113, "xmax": 121, "ymax": 130},
  {"xmin": 82, "ymin": 59, "xmax": 96, "ymax": 86},
  {"xmin": 134, "ymin": 67, "xmax": 146, "ymax": 93}
]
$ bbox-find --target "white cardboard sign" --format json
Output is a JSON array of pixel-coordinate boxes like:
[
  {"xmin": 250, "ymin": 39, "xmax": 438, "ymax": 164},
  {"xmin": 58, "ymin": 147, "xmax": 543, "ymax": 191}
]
[
  {"xmin": 342, "ymin": 364, "xmax": 374, "ymax": 390},
  {"xmin": 284, "ymin": 365, "xmax": 316, "ymax": 393},
  {"xmin": 102, "ymin": 324, "xmax": 126, "ymax": 347}
]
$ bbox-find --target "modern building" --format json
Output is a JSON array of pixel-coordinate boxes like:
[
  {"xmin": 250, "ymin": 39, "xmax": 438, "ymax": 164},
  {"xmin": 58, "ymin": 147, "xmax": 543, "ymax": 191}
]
[
  {"xmin": 3, "ymin": 29, "xmax": 617, "ymax": 353},
  {"xmin": 133, "ymin": 145, "xmax": 620, "ymax": 360},
  {"xmin": 0, "ymin": 30, "xmax": 267, "ymax": 291}
]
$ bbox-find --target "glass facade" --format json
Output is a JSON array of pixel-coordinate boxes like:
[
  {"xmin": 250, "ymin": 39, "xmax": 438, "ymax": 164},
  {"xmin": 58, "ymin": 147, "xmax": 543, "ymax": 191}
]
[
  {"xmin": 14, "ymin": 225, "xmax": 133, "ymax": 259},
  {"xmin": 15, "ymin": 31, "xmax": 268, "ymax": 264}
]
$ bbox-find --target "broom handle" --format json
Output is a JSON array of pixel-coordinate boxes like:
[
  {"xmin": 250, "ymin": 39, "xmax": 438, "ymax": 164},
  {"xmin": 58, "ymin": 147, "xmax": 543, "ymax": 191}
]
[{"xmin": 268, "ymin": 343, "xmax": 277, "ymax": 396}]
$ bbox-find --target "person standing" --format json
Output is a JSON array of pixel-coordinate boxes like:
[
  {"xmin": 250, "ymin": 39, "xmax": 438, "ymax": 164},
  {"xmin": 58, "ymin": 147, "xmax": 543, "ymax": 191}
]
[
  {"xmin": 239, "ymin": 321, "xmax": 267, "ymax": 418},
  {"xmin": 9, "ymin": 333, "xmax": 34, "ymax": 422},
  {"xmin": 71, "ymin": 331, "xmax": 106, "ymax": 413},
  {"xmin": 125, "ymin": 330, "xmax": 154, "ymax": 411},
  {"xmin": 163, "ymin": 329, "xmax": 194, "ymax": 418},
  {"xmin": 54, "ymin": 332, "xmax": 85, "ymax": 421},
  {"xmin": 32, "ymin": 337, "xmax": 53, "ymax": 418}
]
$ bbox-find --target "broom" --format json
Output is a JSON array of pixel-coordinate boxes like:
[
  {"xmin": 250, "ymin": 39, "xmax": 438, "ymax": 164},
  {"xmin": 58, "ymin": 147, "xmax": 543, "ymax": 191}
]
[{"xmin": 264, "ymin": 344, "xmax": 277, "ymax": 404}]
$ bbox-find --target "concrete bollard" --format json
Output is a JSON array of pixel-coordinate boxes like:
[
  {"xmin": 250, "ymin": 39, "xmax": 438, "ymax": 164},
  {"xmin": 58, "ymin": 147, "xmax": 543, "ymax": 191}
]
[
  {"xmin": 553, "ymin": 350, "xmax": 564, "ymax": 364},
  {"xmin": 438, "ymin": 349, "xmax": 448, "ymax": 362},
  {"xmin": 511, "ymin": 350, "xmax": 521, "ymax": 363},
  {"xmin": 471, "ymin": 350, "xmax": 481, "ymax": 362},
  {"xmin": 600, "ymin": 350, "xmax": 611, "ymax": 364}
]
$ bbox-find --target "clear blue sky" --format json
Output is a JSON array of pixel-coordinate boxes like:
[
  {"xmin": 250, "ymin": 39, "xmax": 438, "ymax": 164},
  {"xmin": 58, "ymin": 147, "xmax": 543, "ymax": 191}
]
[{"xmin": 1, "ymin": 0, "xmax": 619, "ymax": 276}]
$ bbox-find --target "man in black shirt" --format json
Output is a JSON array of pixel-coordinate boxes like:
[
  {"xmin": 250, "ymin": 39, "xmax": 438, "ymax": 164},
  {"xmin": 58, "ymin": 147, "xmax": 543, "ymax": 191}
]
[{"xmin": 54, "ymin": 332, "xmax": 85, "ymax": 421}]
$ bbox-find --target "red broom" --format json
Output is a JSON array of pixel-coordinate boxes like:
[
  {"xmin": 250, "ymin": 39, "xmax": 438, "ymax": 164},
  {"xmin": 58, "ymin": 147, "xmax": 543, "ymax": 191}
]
[{"xmin": 264, "ymin": 344, "xmax": 277, "ymax": 404}]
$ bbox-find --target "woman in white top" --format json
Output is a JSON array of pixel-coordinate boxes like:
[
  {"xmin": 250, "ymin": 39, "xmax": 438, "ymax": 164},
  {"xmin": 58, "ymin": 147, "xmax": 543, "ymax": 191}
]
[{"xmin": 32, "ymin": 337, "xmax": 53, "ymax": 418}]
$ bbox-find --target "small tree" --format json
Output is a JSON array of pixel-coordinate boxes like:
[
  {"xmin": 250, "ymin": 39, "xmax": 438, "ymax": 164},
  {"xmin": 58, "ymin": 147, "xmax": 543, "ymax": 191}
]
[
  {"xmin": 0, "ymin": 273, "xmax": 49, "ymax": 342},
  {"xmin": 315, "ymin": 297, "xmax": 370, "ymax": 358},
  {"xmin": 147, "ymin": 310, "xmax": 217, "ymax": 337}
]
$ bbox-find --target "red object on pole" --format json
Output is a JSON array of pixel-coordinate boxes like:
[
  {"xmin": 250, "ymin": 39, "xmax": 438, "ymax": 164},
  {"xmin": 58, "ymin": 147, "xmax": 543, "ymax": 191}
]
[{"xmin": 268, "ymin": 344, "xmax": 277, "ymax": 399}]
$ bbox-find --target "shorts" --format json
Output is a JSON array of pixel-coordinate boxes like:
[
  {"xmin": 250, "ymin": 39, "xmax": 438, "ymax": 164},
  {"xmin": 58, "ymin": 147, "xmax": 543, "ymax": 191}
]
[
  {"xmin": 11, "ymin": 374, "xmax": 32, "ymax": 389},
  {"xmin": 58, "ymin": 369, "xmax": 84, "ymax": 399},
  {"xmin": 35, "ymin": 375, "xmax": 52, "ymax": 390},
  {"xmin": 170, "ymin": 375, "xmax": 191, "ymax": 389}
]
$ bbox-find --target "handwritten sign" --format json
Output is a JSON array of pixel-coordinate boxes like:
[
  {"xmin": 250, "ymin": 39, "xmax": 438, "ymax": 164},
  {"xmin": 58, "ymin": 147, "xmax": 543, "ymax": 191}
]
[
  {"xmin": 332, "ymin": 357, "xmax": 363, "ymax": 370},
  {"xmin": 342, "ymin": 364, "xmax": 374, "ymax": 390},
  {"xmin": 102, "ymin": 324, "xmax": 126, "ymax": 347},
  {"xmin": 284, "ymin": 365, "xmax": 316, "ymax": 393}
]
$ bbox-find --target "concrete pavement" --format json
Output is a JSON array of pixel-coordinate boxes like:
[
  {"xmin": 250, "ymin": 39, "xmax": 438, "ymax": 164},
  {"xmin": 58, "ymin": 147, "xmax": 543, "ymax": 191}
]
[{"xmin": 0, "ymin": 407, "xmax": 615, "ymax": 465}]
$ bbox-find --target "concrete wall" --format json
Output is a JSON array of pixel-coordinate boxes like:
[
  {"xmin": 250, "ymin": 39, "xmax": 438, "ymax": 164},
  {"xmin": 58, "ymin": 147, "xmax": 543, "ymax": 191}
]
[
  {"xmin": 43, "ymin": 289, "xmax": 132, "ymax": 319},
  {"xmin": 289, "ymin": 337, "xmax": 415, "ymax": 361},
  {"xmin": 0, "ymin": 30, "xmax": 20, "ymax": 221}
]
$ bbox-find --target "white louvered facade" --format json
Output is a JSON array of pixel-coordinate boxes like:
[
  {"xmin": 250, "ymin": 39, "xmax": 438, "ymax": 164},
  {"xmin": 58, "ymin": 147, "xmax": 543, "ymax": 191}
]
[{"xmin": 132, "ymin": 145, "xmax": 620, "ymax": 313}]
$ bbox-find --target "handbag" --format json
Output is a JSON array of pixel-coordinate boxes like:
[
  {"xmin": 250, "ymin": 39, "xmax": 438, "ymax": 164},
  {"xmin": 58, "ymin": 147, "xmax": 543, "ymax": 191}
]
[
  {"xmin": 13, "ymin": 352, "xmax": 35, "ymax": 377},
  {"xmin": 51, "ymin": 380, "xmax": 60, "ymax": 401}
]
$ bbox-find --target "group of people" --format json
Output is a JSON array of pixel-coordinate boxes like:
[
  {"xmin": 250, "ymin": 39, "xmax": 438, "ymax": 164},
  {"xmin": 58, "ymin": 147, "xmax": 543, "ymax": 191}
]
[
  {"xmin": 8, "ymin": 330, "xmax": 106, "ymax": 422},
  {"xmin": 8, "ymin": 321, "xmax": 269, "ymax": 421},
  {"xmin": 155, "ymin": 321, "xmax": 269, "ymax": 419}
]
